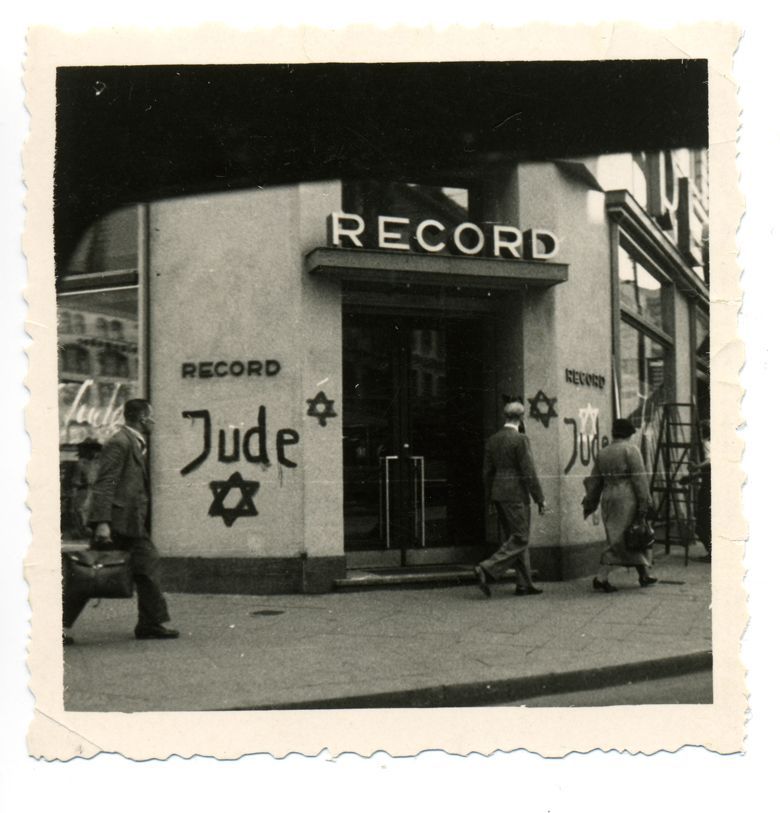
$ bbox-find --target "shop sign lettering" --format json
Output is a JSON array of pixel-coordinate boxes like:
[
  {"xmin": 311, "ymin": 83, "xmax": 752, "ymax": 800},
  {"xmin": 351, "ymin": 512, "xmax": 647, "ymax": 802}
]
[
  {"xmin": 181, "ymin": 359, "xmax": 281, "ymax": 379},
  {"xmin": 565, "ymin": 368, "xmax": 606, "ymax": 389},
  {"xmin": 327, "ymin": 212, "xmax": 559, "ymax": 261}
]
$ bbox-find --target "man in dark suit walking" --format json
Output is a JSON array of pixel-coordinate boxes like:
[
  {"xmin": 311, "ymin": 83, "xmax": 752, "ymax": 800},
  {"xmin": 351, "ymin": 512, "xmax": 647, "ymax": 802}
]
[
  {"xmin": 474, "ymin": 401, "xmax": 547, "ymax": 598},
  {"xmin": 63, "ymin": 399, "xmax": 178, "ymax": 643}
]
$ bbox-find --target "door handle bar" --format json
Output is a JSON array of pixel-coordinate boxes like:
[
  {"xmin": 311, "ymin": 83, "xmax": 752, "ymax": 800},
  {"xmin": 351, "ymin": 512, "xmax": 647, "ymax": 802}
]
[{"xmin": 379, "ymin": 455, "xmax": 426, "ymax": 549}]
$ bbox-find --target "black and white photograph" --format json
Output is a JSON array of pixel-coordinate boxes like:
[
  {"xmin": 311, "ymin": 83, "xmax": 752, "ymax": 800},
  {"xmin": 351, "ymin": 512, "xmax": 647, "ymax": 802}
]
[
  {"xmin": 52, "ymin": 58, "xmax": 715, "ymax": 705},
  {"xmin": 18, "ymin": 22, "xmax": 747, "ymax": 761}
]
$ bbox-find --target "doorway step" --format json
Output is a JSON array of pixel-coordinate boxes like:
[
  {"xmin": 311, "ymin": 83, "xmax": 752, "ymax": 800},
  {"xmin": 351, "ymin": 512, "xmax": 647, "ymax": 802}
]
[{"xmin": 333, "ymin": 565, "xmax": 521, "ymax": 592}]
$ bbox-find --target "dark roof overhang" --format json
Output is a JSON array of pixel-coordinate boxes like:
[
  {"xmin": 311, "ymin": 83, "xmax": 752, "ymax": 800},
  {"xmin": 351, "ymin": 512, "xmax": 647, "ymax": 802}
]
[{"xmin": 55, "ymin": 61, "xmax": 709, "ymax": 271}]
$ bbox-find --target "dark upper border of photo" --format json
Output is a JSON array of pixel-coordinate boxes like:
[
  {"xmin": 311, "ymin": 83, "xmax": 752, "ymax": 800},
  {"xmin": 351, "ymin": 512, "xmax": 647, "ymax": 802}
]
[{"xmin": 54, "ymin": 60, "xmax": 708, "ymax": 274}]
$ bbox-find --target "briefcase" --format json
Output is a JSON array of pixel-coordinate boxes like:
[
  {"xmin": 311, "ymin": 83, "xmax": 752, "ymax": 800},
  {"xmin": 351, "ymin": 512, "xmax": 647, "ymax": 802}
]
[{"xmin": 63, "ymin": 549, "xmax": 135, "ymax": 599}]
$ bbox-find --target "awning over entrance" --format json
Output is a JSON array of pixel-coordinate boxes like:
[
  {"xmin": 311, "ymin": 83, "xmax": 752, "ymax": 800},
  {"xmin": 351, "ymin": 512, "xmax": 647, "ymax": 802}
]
[{"xmin": 306, "ymin": 248, "xmax": 568, "ymax": 291}]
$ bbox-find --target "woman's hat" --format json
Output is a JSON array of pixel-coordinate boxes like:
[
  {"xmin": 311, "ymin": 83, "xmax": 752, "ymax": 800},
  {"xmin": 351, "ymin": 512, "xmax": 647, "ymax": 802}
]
[{"xmin": 612, "ymin": 418, "xmax": 636, "ymax": 439}]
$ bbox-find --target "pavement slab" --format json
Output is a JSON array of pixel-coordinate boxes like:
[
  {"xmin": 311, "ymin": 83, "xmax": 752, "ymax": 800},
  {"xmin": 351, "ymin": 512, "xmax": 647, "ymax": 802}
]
[{"xmin": 62, "ymin": 551, "xmax": 712, "ymax": 711}]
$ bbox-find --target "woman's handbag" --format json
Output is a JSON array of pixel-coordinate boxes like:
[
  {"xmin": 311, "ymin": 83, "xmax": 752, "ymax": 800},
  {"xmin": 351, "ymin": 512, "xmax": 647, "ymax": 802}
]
[
  {"xmin": 62, "ymin": 548, "xmax": 135, "ymax": 599},
  {"xmin": 624, "ymin": 517, "xmax": 656, "ymax": 552}
]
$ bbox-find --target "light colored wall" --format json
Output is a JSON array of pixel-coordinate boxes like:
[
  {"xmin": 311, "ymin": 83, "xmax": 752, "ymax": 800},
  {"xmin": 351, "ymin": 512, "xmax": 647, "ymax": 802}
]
[
  {"xmin": 512, "ymin": 163, "xmax": 614, "ymax": 549},
  {"xmin": 594, "ymin": 153, "xmax": 647, "ymax": 206},
  {"xmin": 148, "ymin": 182, "xmax": 342, "ymax": 560},
  {"xmin": 519, "ymin": 287, "xmax": 560, "ymax": 550},
  {"xmin": 299, "ymin": 182, "xmax": 344, "ymax": 557}
]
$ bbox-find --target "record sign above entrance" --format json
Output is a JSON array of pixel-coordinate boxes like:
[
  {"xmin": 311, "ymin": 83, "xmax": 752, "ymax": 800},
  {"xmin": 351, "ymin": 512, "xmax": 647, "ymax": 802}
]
[
  {"xmin": 327, "ymin": 212, "xmax": 560, "ymax": 261},
  {"xmin": 311, "ymin": 212, "xmax": 568, "ymax": 291}
]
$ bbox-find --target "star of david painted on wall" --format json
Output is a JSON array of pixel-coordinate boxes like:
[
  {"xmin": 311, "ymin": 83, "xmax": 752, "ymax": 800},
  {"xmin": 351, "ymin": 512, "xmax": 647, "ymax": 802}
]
[
  {"xmin": 208, "ymin": 471, "xmax": 260, "ymax": 528},
  {"xmin": 306, "ymin": 390, "xmax": 338, "ymax": 427},
  {"xmin": 578, "ymin": 402, "xmax": 600, "ymax": 436},
  {"xmin": 528, "ymin": 389, "xmax": 558, "ymax": 428}
]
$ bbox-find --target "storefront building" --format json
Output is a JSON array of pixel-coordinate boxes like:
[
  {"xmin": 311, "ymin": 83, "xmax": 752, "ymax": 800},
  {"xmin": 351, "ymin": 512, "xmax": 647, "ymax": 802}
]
[{"xmin": 57, "ymin": 149, "xmax": 709, "ymax": 593}]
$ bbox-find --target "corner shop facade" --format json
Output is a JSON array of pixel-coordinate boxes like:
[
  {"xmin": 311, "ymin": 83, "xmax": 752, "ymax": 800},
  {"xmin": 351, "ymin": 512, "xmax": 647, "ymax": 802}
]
[{"xmin": 57, "ymin": 152, "xmax": 709, "ymax": 593}]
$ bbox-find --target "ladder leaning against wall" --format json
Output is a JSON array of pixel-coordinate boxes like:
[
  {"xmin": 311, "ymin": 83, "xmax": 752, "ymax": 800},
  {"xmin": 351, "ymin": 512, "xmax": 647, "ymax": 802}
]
[{"xmin": 649, "ymin": 402, "xmax": 704, "ymax": 565}]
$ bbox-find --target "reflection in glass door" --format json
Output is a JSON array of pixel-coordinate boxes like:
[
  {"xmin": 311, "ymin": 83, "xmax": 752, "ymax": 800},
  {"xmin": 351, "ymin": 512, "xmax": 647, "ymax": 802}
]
[
  {"xmin": 342, "ymin": 316, "xmax": 396, "ymax": 550},
  {"xmin": 342, "ymin": 312, "xmax": 487, "ymax": 563}
]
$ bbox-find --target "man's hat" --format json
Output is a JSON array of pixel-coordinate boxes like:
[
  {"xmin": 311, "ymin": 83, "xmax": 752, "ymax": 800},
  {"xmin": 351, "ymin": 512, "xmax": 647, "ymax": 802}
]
[{"xmin": 503, "ymin": 401, "xmax": 525, "ymax": 420}]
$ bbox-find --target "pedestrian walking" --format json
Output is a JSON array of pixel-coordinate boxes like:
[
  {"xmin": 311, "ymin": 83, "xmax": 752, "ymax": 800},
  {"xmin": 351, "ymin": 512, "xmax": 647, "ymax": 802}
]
[
  {"xmin": 474, "ymin": 401, "xmax": 547, "ymax": 598},
  {"xmin": 582, "ymin": 418, "xmax": 656, "ymax": 592},
  {"xmin": 686, "ymin": 419, "xmax": 711, "ymax": 563},
  {"xmin": 70, "ymin": 438, "xmax": 101, "ymax": 537},
  {"xmin": 63, "ymin": 398, "xmax": 179, "ymax": 644}
]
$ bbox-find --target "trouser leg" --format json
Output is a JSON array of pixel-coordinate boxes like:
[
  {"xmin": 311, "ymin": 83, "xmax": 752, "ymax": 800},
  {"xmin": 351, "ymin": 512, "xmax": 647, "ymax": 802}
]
[
  {"xmin": 480, "ymin": 502, "xmax": 532, "ymax": 586},
  {"xmin": 115, "ymin": 533, "xmax": 170, "ymax": 628},
  {"xmin": 513, "ymin": 547, "xmax": 535, "ymax": 589},
  {"xmin": 697, "ymin": 515, "xmax": 712, "ymax": 554},
  {"xmin": 134, "ymin": 574, "xmax": 170, "ymax": 628},
  {"xmin": 62, "ymin": 552, "xmax": 89, "ymax": 628},
  {"xmin": 697, "ymin": 474, "xmax": 712, "ymax": 555},
  {"xmin": 597, "ymin": 565, "xmax": 613, "ymax": 581},
  {"xmin": 62, "ymin": 590, "xmax": 90, "ymax": 629}
]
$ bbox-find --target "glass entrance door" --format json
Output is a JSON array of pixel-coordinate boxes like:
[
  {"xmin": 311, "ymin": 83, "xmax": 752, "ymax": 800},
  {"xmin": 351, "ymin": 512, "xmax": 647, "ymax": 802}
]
[{"xmin": 342, "ymin": 312, "xmax": 487, "ymax": 565}]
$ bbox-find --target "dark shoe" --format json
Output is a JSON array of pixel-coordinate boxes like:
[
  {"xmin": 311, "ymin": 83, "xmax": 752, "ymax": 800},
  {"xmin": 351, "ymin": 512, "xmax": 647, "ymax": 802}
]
[
  {"xmin": 63, "ymin": 633, "xmax": 75, "ymax": 646},
  {"xmin": 593, "ymin": 577, "xmax": 618, "ymax": 593},
  {"xmin": 515, "ymin": 585, "xmax": 544, "ymax": 596},
  {"xmin": 135, "ymin": 625, "xmax": 180, "ymax": 640},
  {"xmin": 639, "ymin": 575, "xmax": 658, "ymax": 587},
  {"xmin": 474, "ymin": 566, "xmax": 491, "ymax": 598}
]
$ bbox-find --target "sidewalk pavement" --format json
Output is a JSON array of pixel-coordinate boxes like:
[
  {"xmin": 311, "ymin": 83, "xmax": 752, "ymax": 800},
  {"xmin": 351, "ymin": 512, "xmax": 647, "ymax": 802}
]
[{"xmin": 63, "ymin": 550, "xmax": 712, "ymax": 711}]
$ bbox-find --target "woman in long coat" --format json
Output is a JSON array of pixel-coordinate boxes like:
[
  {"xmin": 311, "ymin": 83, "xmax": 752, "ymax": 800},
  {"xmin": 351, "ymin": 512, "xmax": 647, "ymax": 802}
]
[{"xmin": 582, "ymin": 418, "xmax": 656, "ymax": 592}]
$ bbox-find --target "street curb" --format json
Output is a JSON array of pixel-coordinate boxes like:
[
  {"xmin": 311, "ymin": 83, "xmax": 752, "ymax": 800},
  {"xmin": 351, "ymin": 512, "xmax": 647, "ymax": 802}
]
[{"xmin": 231, "ymin": 651, "xmax": 712, "ymax": 710}]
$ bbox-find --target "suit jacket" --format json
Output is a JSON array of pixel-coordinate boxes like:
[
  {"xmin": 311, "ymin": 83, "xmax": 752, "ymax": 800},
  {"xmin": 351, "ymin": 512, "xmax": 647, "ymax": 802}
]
[
  {"xmin": 88, "ymin": 426, "xmax": 150, "ymax": 538},
  {"xmin": 484, "ymin": 427, "xmax": 544, "ymax": 506}
]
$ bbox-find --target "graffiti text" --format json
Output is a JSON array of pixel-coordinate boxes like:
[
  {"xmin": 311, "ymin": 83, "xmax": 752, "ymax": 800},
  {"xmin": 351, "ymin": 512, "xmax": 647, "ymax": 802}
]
[{"xmin": 181, "ymin": 406, "xmax": 299, "ymax": 475}]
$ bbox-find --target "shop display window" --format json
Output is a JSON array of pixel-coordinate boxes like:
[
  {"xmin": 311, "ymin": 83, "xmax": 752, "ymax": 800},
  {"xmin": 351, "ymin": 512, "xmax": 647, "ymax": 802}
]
[
  {"xmin": 695, "ymin": 307, "xmax": 709, "ymax": 368},
  {"xmin": 615, "ymin": 236, "xmax": 674, "ymax": 440},
  {"xmin": 57, "ymin": 205, "xmax": 144, "ymax": 540},
  {"xmin": 618, "ymin": 244, "xmax": 666, "ymax": 333},
  {"xmin": 694, "ymin": 305, "xmax": 710, "ymax": 422},
  {"xmin": 619, "ymin": 321, "xmax": 669, "ymax": 427}
]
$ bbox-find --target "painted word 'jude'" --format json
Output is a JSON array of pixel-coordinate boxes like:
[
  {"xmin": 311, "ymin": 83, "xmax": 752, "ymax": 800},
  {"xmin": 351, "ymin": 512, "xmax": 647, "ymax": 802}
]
[
  {"xmin": 563, "ymin": 416, "xmax": 609, "ymax": 474},
  {"xmin": 181, "ymin": 407, "xmax": 299, "ymax": 476}
]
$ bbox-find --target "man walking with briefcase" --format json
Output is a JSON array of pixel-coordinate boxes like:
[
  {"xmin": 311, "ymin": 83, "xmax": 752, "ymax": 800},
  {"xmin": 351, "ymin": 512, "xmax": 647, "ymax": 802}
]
[{"xmin": 63, "ymin": 399, "xmax": 179, "ymax": 644}]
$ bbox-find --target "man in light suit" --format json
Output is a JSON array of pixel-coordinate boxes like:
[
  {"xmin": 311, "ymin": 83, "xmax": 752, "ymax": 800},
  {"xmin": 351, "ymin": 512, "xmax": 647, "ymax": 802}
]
[
  {"xmin": 474, "ymin": 401, "xmax": 547, "ymax": 598},
  {"xmin": 63, "ymin": 399, "xmax": 178, "ymax": 643}
]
